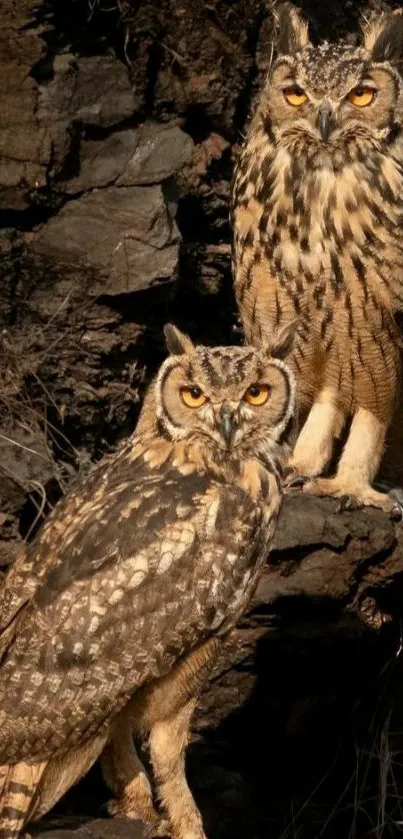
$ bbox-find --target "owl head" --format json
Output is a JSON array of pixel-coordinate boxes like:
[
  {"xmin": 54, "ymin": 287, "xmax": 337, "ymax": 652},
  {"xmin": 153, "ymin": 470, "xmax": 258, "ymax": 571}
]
[
  {"xmin": 150, "ymin": 323, "xmax": 296, "ymax": 458},
  {"xmin": 260, "ymin": 4, "xmax": 403, "ymax": 160}
]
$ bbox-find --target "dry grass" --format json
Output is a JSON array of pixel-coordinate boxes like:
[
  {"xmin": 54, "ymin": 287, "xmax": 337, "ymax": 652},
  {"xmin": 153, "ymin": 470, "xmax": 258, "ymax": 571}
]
[{"xmin": 0, "ymin": 313, "xmax": 87, "ymax": 537}]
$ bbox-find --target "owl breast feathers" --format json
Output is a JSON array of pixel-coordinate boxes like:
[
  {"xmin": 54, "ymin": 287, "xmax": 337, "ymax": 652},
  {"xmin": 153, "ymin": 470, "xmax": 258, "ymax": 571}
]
[
  {"xmin": 232, "ymin": 3, "xmax": 403, "ymax": 514},
  {"xmin": 0, "ymin": 323, "xmax": 295, "ymax": 839}
]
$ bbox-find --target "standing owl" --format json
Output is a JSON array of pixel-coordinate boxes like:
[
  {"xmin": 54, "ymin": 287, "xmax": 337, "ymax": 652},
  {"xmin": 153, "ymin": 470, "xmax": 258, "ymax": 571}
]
[
  {"xmin": 232, "ymin": 3, "xmax": 403, "ymax": 513},
  {"xmin": 0, "ymin": 323, "xmax": 295, "ymax": 839}
]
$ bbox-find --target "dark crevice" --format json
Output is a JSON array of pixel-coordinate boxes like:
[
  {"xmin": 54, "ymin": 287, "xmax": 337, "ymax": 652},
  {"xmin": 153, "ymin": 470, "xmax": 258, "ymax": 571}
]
[
  {"xmin": 348, "ymin": 543, "xmax": 399, "ymax": 609},
  {"xmin": 182, "ymin": 105, "xmax": 214, "ymax": 143},
  {"xmin": 32, "ymin": 0, "xmax": 126, "ymax": 60},
  {"xmin": 0, "ymin": 199, "xmax": 62, "ymax": 232}
]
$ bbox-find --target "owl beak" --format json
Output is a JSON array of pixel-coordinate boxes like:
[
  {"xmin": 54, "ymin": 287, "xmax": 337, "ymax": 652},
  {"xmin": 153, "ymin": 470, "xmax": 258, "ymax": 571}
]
[
  {"xmin": 220, "ymin": 406, "xmax": 236, "ymax": 448},
  {"xmin": 318, "ymin": 104, "xmax": 335, "ymax": 142}
]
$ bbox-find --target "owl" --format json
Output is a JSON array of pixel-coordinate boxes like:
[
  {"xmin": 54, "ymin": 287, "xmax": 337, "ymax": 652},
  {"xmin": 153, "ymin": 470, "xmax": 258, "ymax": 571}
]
[
  {"xmin": 0, "ymin": 322, "xmax": 295, "ymax": 839},
  {"xmin": 231, "ymin": 3, "xmax": 403, "ymax": 514}
]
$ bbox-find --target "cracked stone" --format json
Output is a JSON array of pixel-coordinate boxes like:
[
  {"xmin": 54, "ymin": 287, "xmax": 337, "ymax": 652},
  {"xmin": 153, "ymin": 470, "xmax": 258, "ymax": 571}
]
[
  {"xmin": 60, "ymin": 122, "xmax": 194, "ymax": 195},
  {"xmin": 29, "ymin": 185, "xmax": 180, "ymax": 295},
  {"xmin": 38, "ymin": 53, "xmax": 138, "ymax": 132}
]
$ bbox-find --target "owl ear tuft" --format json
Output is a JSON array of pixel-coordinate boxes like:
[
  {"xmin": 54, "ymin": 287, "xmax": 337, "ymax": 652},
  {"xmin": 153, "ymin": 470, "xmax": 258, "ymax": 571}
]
[
  {"xmin": 275, "ymin": 2, "xmax": 310, "ymax": 55},
  {"xmin": 363, "ymin": 9, "xmax": 403, "ymax": 63},
  {"xmin": 164, "ymin": 324, "xmax": 195, "ymax": 356},
  {"xmin": 264, "ymin": 320, "xmax": 298, "ymax": 360}
]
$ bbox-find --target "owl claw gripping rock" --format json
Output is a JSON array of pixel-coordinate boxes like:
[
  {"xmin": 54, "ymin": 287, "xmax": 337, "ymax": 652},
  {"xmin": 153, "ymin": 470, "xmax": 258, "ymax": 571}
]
[
  {"xmin": 232, "ymin": 4, "xmax": 403, "ymax": 513},
  {"xmin": 0, "ymin": 324, "xmax": 296, "ymax": 839}
]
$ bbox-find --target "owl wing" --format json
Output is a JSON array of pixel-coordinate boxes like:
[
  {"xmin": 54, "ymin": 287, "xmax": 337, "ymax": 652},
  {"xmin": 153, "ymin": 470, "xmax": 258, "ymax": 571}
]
[
  {"xmin": 0, "ymin": 449, "xmax": 117, "ymax": 651},
  {"xmin": 0, "ymin": 440, "xmax": 260, "ymax": 764}
]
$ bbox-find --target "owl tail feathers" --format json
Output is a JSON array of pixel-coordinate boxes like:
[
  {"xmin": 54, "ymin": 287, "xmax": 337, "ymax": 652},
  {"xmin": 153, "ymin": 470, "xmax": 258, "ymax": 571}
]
[{"xmin": 0, "ymin": 760, "xmax": 46, "ymax": 838}]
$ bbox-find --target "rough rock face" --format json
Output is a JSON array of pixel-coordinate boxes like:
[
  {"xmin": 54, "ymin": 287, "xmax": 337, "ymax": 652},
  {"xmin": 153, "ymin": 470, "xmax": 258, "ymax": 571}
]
[
  {"xmin": 2, "ymin": 2, "xmax": 403, "ymax": 839},
  {"xmin": 1, "ymin": 1, "xmax": 48, "ymax": 209},
  {"xmin": 0, "ymin": 0, "xmax": 195, "ymax": 559},
  {"xmin": 34, "ymin": 819, "xmax": 151, "ymax": 839},
  {"xmin": 30, "ymin": 184, "xmax": 181, "ymax": 295},
  {"xmin": 59, "ymin": 123, "xmax": 194, "ymax": 193}
]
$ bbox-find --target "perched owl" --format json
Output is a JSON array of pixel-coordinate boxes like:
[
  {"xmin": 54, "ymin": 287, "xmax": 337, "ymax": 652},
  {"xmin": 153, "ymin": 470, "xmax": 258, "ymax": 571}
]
[
  {"xmin": 232, "ymin": 3, "xmax": 403, "ymax": 514},
  {"xmin": 0, "ymin": 323, "xmax": 295, "ymax": 839}
]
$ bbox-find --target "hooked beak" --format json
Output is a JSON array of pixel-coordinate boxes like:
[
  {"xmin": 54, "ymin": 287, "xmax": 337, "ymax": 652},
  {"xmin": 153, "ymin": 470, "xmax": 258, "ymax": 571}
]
[
  {"xmin": 220, "ymin": 405, "xmax": 237, "ymax": 449},
  {"xmin": 317, "ymin": 104, "xmax": 335, "ymax": 143}
]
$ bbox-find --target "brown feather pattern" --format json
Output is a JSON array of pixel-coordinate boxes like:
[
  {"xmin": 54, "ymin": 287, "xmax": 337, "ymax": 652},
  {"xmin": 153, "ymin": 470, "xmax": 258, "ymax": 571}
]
[
  {"xmin": 0, "ymin": 334, "xmax": 295, "ymax": 839},
  {"xmin": 231, "ymin": 7, "xmax": 403, "ymax": 510}
]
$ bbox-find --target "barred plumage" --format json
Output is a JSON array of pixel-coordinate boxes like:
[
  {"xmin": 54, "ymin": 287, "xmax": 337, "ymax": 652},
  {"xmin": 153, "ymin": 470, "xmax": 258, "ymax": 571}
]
[
  {"xmin": 232, "ymin": 3, "xmax": 403, "ymax": 513},
  {"xmin": 0, "ymin": 323, "xmax": 296, "ymax": 839}
]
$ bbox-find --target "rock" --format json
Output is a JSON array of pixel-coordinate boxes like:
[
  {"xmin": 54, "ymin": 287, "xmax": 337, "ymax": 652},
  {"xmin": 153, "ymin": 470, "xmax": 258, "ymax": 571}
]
[
  {"xmin": 0, "ymin": 424, "xmax": 56, "ymax": 492},
  {"xmin": 271, "ymin": 494, "xmax": 395, "ymax": 554},
  {"xmin": 0, "ymin": 0, "xmax": 48, "ymax": 208},
  {"xmin": 178, "ymin": 133, "xmax": 230, "ymax": 192},
  {"xmin": 0, "ymin": 424, "xmax": 60, "ymax": 548},
  {"xmin": 126, "ymin": 0, "xmax": 261, "ymax": 132},
  {"xmin": 36, "ymin": 53, "xmax": 138, "ymax": 183},
  {"xmin": 255, "ymin": 494, "xmax": 398, "ymax": 607},
  {"xmin": 60, "ymin": 130, "xmax": 137, "ymax": 195},
  {"xmin": 0, "ymin": 27, "xmax": 138, "ymax": 208},
  {"xmin": 29, "ymin": 185, "xmax": 180, "ymax": 295},
  {"xmin": 72, "ymin": 56, "xmax": 138, "ymax": 128},
  {"xmin": 38, "ymin": 53, "xmax": 138, "ymax": 134},
  {"xmin": 0, "ymin": 539, "xmax": 22, "ymax": 570},
  {"xmin": 35, "ymin": 818, "xmax": 153, "ymax": 839},
  {"xmin": 115, "ymin": 122, "xmax": 194, "ymax": 186},
  {"xmin": 61, "ymin": 122, "xmax": 194, "ymax": 194}
]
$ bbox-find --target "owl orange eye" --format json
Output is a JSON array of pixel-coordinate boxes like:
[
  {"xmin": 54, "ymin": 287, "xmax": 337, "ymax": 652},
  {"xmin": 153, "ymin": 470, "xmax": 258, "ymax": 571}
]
[
  {"xmin": 283, "ymin": 86, "xmax": 308, "ymax": 107},
  {"xmin": 348, "ymin": 87, "xmax": 376, "ymax": 107},
  {"xmin": 243, "ymin": 384, "xmax": 270, "ymax": 406},
  {"xmin": 180, "ymin": 386, "xmax": 207, "ymax": 408}
]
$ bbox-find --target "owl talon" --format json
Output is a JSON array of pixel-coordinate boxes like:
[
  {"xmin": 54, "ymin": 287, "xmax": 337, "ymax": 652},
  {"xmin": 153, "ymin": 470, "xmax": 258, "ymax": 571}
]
[
  {"xmin": 390, "ymin": 503, "xmax": 403, "ymax": 522},
  {"xmin": 373, "ymin": 483, "xmax": 403, "ymax": 518},
  {"xmin": 283, "ymin": 471, "xmax": 310, "ymax": 490},
  {"xmin": 388, "ymin": 487, "xmax": 403, "ymax": 507},
  {"xmin": 144, "ymin": 819, "xmax": 171, "ymax": 838},
  {"xmin": 336, "ymin": 494, "xmax": 357, "ymax": 513},
  {"xmin": 288, "ymin": 476, "xmax": 309, "ymax": 489},
  {"xmin": 104, "ymin": 798, "xmax": 163, "ymax": 827},
  {"xmin": 299, "ymin": 477, "xmax": 398, "ymax": 513}
]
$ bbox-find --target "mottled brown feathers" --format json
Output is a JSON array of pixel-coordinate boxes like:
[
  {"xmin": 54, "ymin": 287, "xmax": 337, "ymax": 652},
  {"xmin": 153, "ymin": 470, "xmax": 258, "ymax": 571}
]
[{"xmin": 0, "ymin": 331, "xmax": 295, "ymax": 839}]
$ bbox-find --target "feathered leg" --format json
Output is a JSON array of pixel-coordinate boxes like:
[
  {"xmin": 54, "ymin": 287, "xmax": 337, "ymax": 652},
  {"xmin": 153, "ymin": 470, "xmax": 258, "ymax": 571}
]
[
  {"xmin": 149, "ymin": 698, "xmax": 205, "ymax": 839},
  {"xmin": 287, "ymin": 387, "xmax": 346, "ymax": 479},
  {"xmin": 301, "ymin": 408, "xmax": 401, "ymax": 514},
  {"xmin": 101, "ymin": 721, "xmax": 161, "ymax": 825},
  {"xmin": 104, "ymin": 638, "xmax": 220, "ymax": 839}
]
